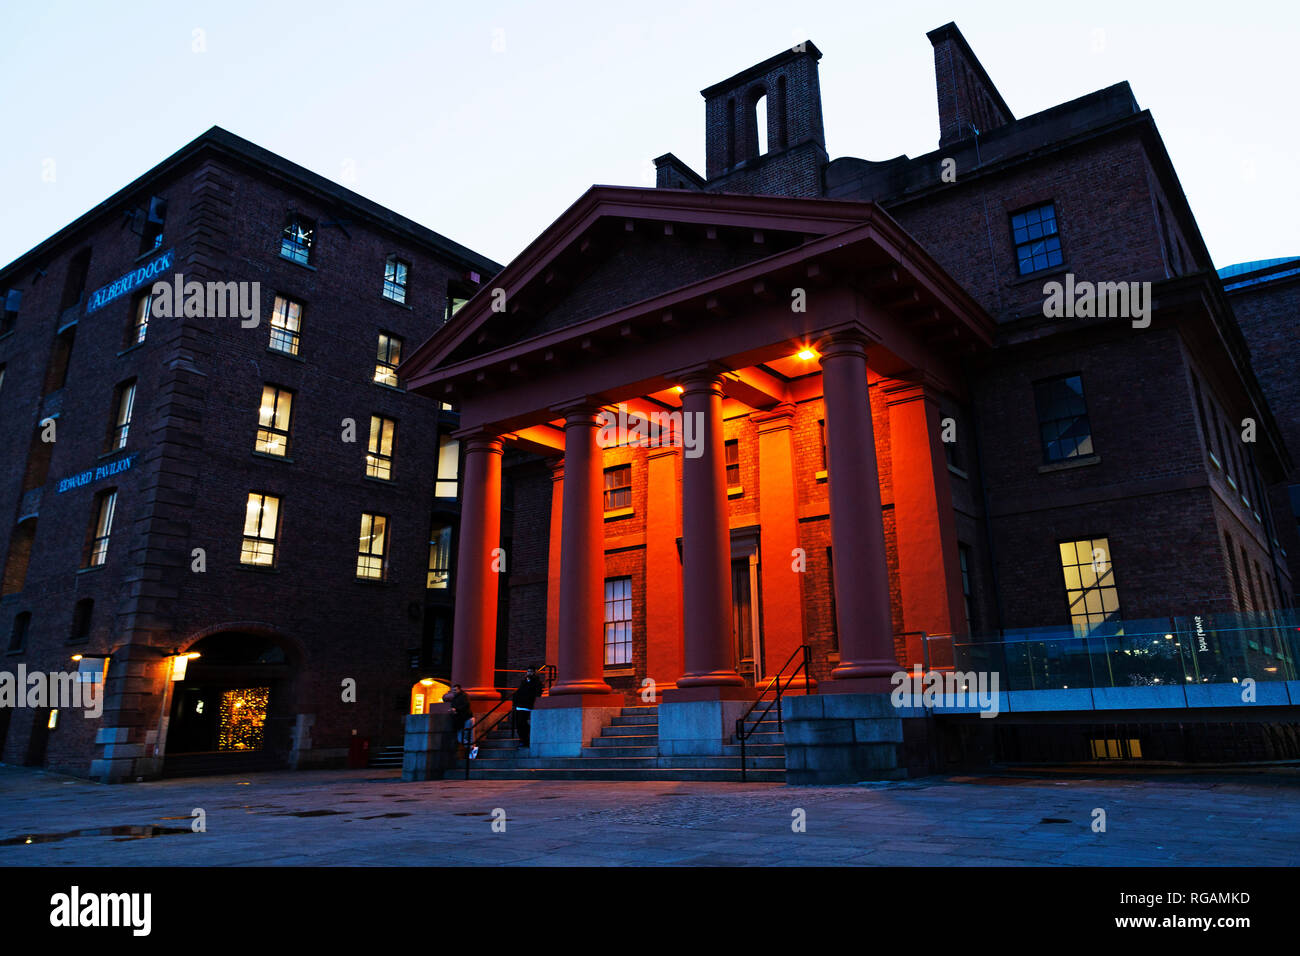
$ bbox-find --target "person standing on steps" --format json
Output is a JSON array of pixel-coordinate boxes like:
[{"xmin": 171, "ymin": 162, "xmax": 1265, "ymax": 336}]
[{"xmin": 511, "ymin": 667, "xmax": 544, "ymax": 748}]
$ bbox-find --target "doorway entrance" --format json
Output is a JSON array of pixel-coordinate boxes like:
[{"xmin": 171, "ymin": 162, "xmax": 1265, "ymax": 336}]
[
  {"xmin": 731, "ymin": 530, "xmax": 763, "ymax": 683},
  {"xmin": 166, "ymin": 631, "xmax": 296, "ymax": 765}
]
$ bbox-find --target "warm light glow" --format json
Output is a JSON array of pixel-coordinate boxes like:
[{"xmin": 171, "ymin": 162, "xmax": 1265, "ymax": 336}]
[
  {"xmin": 170, "ymin": 655, "xmax": 189, "ymax": 682},
  {"xmin": 797, "ymin": 349, "xmax": 817, "ymax": 361},
  {"xmin": 71, "ymin": 655, "xmax": 83, "ymax": 662},
  {"xmin": 673, "ymin": 385, "xmax": 684, "ymax": 393},
  {"xmin": 411, "ymin": 678, "xmax": 450, "ymax": 715},
  {"xmin": 218, "ymin": 687, "xmax": 270, "ymax": 751}
]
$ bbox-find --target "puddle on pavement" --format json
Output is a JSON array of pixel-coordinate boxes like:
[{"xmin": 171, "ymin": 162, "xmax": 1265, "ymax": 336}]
[{"xmin": 1, "ymin": 825, "xmax": 191, "ymax": 846}]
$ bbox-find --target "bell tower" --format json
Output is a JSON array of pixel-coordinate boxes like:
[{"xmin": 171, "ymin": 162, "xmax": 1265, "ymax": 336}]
[{"xmin": 698, "ymin": 42, "xmax": 828, "ymax": 197}]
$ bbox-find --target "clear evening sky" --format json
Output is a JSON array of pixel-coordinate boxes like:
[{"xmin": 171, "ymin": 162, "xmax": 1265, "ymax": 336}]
[{"xmin": 1, "ymin": 0, "xmax": 1295, "ymax": 272}]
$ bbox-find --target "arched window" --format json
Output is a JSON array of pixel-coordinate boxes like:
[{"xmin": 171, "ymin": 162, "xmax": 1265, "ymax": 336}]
[{"xmin": 755, "ymin": 93, "xmax": 768, "ymax": 155}]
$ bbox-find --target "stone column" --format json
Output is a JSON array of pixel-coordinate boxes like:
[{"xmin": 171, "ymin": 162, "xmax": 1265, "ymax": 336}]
[
  {"xmin": 549, "ymin": 405, "xmax": 615, "ymax": 698},
  {"xmin": 449, "ymin": 433, "xmax": 503, "ymax": 700},
  {"xmin": 884, "ymin": 378, "xmax": 968, "ymax": 657},
  {"xmin": 676, "ymin": 368, "xmax": 743, "ymax": 689},
  {"xmin": 820, "ymin": 331, "xmax": 898, "ymax": 689}
]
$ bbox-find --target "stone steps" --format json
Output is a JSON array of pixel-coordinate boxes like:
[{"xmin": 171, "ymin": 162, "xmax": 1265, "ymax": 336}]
[
  {"xmin": 462, "ymin": 701, "xmax": 788, "ymax": 781},
  {"xmin": 368, "ymin": 745, "xmax": 405, "ymax": 768},
  {"xmin": 465, "ymin": 767, "xmax": 787, "ymax": 782}
]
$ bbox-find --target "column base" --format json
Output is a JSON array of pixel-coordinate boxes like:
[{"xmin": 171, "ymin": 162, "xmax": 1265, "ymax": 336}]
[
  {"xmin": 675, "ymin": 670, "xmax": 746, "ymax": 689},
  {"xmin": 548, "ymin": 679, "xmax": 617, "ymax": 697},
  {"xmin": 825, "ymin": 675, "xmax": 898, "ymax": 694},
  {"xmin": 463, "ymin": 686, "xmax": 506, "ymax": 704}
]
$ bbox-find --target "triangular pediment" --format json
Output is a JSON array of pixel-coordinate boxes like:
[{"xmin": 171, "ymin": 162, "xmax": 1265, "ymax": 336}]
[{"xmin": 403, "ymin": 186, "xmax": 888, "ymax": 375}]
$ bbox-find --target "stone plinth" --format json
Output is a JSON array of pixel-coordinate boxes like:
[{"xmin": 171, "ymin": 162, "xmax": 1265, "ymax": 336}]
[
  {"xmin": 783, "ymin": 692, "xmax": 907, "ymax": 785},
  {"xmin": 401, "ymin": 712, "xmax": 458, "ymax": 781}
]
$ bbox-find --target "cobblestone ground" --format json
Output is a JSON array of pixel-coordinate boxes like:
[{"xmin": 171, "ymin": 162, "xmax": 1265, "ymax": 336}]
[{"xmin": 1, "ymin": 765, "xmax": 1297, "ymax": 866}]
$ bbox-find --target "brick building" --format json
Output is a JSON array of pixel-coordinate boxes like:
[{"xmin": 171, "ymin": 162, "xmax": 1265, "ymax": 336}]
[
  {"xmin": 402, "ymin": 22, "xmax": 1296, "ymax": 778},
  {"xmin": 1222, "ymin": 257, "xmax": 1300, "ymax": 598},
  {"xmin": 0, "ymin": 127, "xmax": 499, "ymax": 780}
]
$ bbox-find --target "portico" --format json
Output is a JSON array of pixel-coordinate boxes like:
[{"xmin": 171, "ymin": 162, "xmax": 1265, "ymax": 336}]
[{"xmin": 402, "ymin": 186, "xmax": 993, "ymax": 759}]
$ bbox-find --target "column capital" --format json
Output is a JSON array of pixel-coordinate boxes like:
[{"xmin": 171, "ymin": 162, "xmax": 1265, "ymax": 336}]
[
  {"xmin": 450, "ymin": 428, "xmax": 504, "ymax": 454},
  {"xmin": 667, "ymin": 361, "xmax": 730, "ymax": 394},
  {"xmin": 549, "ymin": 397, "xmax": 606, "ymax": 421},
  {"xmin": 819, "ymin": 327, "xmax": 880, "ymax": 361},
  {"xmin": 750, "ymin": 402, "xmax": 797, "ymax": 431},
  {"xmin": 879, "ymin": 372, "xmax": 948, "ymax": 408}
]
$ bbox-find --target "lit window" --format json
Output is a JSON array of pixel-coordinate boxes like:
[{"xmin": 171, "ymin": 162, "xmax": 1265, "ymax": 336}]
[
  {"xmin": 128, "ymin": 293, "xmax": 151, "ymax": 347},
  {"xmin": 604, "ymin": 576, "xmax": 632, "ymax": 665},
  {"xmin": 366, "ymin": 415, "xmax": 396, "ymax": 480},
  {"xmin": 241, "ymin": 493, "xmax": 280, "ymax": 566},
  {"xmin": 1011, "ymin": 202, "xmax": 1063, "ymax": 275},
  {"xmin": 603, "ymin": 464, "xmax": 632, "ymax": 511},
  {"xmin": 269, "ymin": 296, "xmax": 303, "ymax": 355},
  {"xmin": 106, "ymin": 381, "xmax": 136, "ymax": 451},
  {"xmin": 85, "ymin": 490, "xmax": 118, "ymax": 567},
  {"xmin": 280, "ymin": 216, "xmax": 315, "ymax": 265},
  {"xmin": 383, "ymin": 257, "xmax": 409, "ymax": 303},
  {"xmin": 1033, "ymin": 374, "xmax": 1093, "ymax": 463},
  {"xmin": 1059, "ymin": 537, "xmax": 1120, "ymax": 634},
  {"xmin": 357, "ymin": 513, "xmax": 388, "ymax": 581},
  {"xmin": 375, "ymin": 332, "xmax": 402, "ymax": 386},
  {"xmin": 255, "ymin": 385, "xmax": 293, "ymax": 457},
  {"xmin": 427, "ymin": 522, "xmax": 452, "ymax": 589},
  {"xmin": 725, "ymin": 439, "xmax": 740, "ymax": 488},
  {"xmin": 435, "ymin": 436, "xmax": 459, "ymax": 497}
]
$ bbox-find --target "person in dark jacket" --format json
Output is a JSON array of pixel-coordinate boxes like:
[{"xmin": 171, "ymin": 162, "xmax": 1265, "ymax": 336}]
[
  {"xmin": 443, "ymin": 684, "xmax": 473, "ymax": 746},
  {"xmin": 511, "ymin": 667, "xmax": 544, "ymax": 748}
]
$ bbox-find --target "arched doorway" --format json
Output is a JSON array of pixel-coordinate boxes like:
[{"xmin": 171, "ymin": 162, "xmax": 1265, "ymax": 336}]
[{"xmin": 165, "ymin": 630, "xmax": 300, "ymax": 772}]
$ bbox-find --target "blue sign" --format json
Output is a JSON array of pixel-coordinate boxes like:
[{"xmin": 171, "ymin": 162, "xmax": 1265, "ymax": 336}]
[
  {"xmin": 85, "ymin": 250, "xmax": 174, "ymax": 314},
  {"xmin": 56, "ymin": 454, "xmax": 138, "ymax": 493}
]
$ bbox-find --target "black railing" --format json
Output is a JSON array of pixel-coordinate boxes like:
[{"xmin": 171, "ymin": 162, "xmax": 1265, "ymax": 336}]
[
  {"xmin": 463, "ymin": 697, "xmax": 511, "ymax": 780},
  {"xmin": 461, "ymin": 665, "xmax": 557, "ymax": 778},
  {"xmin": 735, "ymin": 645, "xmax": 814, "ymax": 781}
]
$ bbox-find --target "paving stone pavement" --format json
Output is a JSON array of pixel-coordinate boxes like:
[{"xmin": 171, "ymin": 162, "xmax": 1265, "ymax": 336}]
[{"xmin": 0, "ymin": 764, "xmax": 1297, "ymax": 866}]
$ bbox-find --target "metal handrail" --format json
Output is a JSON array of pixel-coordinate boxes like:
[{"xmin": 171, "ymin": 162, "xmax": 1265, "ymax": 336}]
[
  {"xmin": 735, "ymin": 645, "xmax": 814, "ymax": 781},
  {"xmin": 495, "ymin": 664, "xmax": 557, "ymax": 692},
  {"xmin": 461, "ymin": 666, "xmax": 556, "ymax": 778},
  {"xmin": 463, "ymin": 697, "xmax": 511, "ymax": 780}
]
